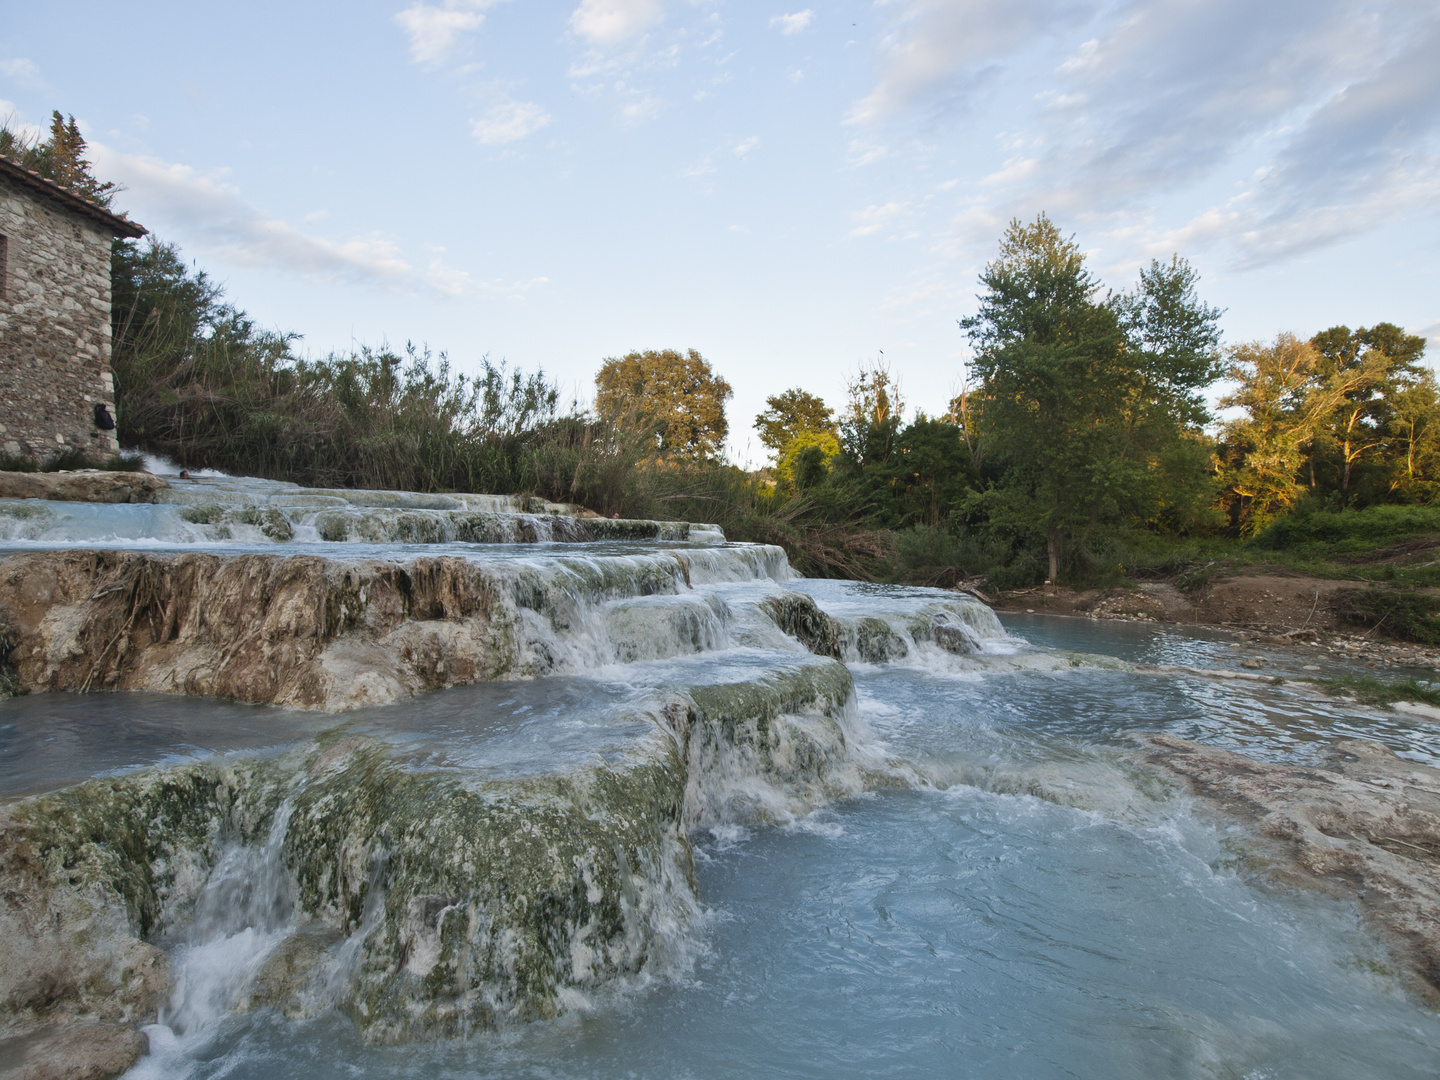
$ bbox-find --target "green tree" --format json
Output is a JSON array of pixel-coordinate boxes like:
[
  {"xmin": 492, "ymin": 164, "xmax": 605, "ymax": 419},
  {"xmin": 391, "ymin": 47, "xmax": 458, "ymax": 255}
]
[
  {"xmin": 1308, "ymin": 323, "xmax": 1428, "ymax": 499},
  {"xmin": 1386, "ymin": 370, "xmax": 1440, "ymax": 500},
  {"xmin": 839, "ymin": 359, "xmax": 904, "ymax": 466},
  {"xmin": 1112, "ymin": 254, "xmax": 1225, "ymax": 428},
  {"xmin": 961, "ymin": 215, "xmax": 1221, "ymax": 580},
  {"xmin": 1217, "ymin": 334, "xmax": 1326, "ymax": 534},
  {"xmin": 754, "ymin": 388, "xmax": 835, "ymax": 457},
  {"xmin": 0, "ymin": 111, "xmax": 117, "ymax": 205},
  {"xmin": 774, "ymin": 429, "xmax": 841, "ymax": 495},
  {"xmin": 594, "ymin": 348, "xmax": 733, "ymax": 461},
  {"xmin": 883, "ymin": 417, "xmax": 978, "ymax": 528}
]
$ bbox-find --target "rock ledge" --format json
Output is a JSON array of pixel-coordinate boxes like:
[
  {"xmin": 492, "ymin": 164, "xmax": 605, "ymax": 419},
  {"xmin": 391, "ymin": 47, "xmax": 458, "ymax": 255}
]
[
  {"xmin": 0, "ymin": 472, "xmax": 170, "ymax": 505},
  {"xmin": 1143, "ymin": 733, "xmax": 1440, "ymax": 1003}
]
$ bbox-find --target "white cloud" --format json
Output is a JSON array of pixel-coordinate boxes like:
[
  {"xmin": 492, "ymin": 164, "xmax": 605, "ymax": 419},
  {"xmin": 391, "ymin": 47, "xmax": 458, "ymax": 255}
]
[
  {"xmin": 680, "ymin": 155, "xmax": 715, "ymax": 179},
  {"xmin": 847, "ymin": 137, "xmax": 887, "ymax": 167},
  {"xmin": 848, "ymin": 0, "xmax": 1088, "ymax": 125},
  {"xmin": 770, "ymin": 10, "xmax": 814, "ymax": 35},
  {"xmin": 89, "ymin": 144, "xmax": 485, "ymax": 297},
  {"xmin": 733, "ymin": 136, "xmax": 759, "ymax": 158},
  {"xmin": 620, "ymin": 93, "xmax": 662, "ymax": 123},
  {"xmin": 0, "ymin": 100, "xmax": 42, "ymax": 143},
  {"xmin": 569, "ymin": 0, "xmax": 666, "ymax": 46},
  {"xmin": 857, "ymin": 0, "xmax": 1440, "ymax": 273},
  {"xmin": 470, "ymin": 99, "xmax": 552, "ymax": 144},
  {"xmin": 851, "ymin": 202, "xmax": 908, "ymax": 238},
  {"xmin": 423, "ymin": 253, "xmax": 549, "ymax": 299},
  {"xmin": 0, "ymin": 58, "xmax": 41, "ymax": 84},
  {"xmin": 394, "ymin": 1, "xmax": 499, "ymax": 64}
]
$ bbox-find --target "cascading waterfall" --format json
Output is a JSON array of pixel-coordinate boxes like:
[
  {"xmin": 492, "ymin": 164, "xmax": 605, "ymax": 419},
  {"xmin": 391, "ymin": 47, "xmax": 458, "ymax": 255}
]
[
  {"xmin": 0, "ymin": 475, "xmax": 721, "ymax": 550},
  {"xmin": 158, "ymin": 796, "xmax": 301, "ymax": 1039},
  {"xmin": 2, "ymin": 477, "xmax": 1439, "ymax": 1079}
]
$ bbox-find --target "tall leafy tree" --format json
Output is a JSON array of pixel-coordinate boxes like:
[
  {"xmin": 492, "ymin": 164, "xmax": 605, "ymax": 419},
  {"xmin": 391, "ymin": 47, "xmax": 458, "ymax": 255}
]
[
  {"xmin": 1220, "ymin": 323, "xmax": 1433, "ymax": 520},
  {"xmin": 1308, "ymin": 323, "xmax": 1427, "ymax": 498},
  {"xmin": 594, "ymin": 348, "xmax": 733, "ymax": 461},
  {"xmin": 962, "ymin": 215, "xmax": 1222, "ymax": 580},
  {"xmin": 1112, "ymin": 255, "xmax": 1225, "ymax": 428},
  {"xmin": 1217, "ymin": 334, "xmax": 1325, "ymax": 534},
  {"xmin": 1386, "ymin": 370, "xmax": 1440, "ymax": 500},
  {"xmin": 754, "ymin": 389, "xmax": 835, "ymax": 457},
  {"xmin": 838, "ymin": 359, "xmax": 904, "ymax": 466}
]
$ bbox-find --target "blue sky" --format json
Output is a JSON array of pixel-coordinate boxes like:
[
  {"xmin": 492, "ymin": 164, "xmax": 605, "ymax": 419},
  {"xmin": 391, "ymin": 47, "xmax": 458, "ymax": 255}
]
[{"xmin": 4, "ymin": 0, "xmax": 1438, "ymax": 464}]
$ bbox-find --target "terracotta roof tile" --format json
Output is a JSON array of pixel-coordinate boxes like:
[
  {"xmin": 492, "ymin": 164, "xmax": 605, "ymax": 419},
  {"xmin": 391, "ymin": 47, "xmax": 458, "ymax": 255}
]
[{"xmin": 0, "ymin": 154, "xmax": 146, "ymax": 239}]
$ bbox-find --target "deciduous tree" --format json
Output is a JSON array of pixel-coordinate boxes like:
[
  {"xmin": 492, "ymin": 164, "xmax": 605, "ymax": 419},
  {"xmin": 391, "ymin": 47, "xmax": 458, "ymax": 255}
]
[
  {"xmin": 755, "ymin": 389, "xmax": 835, "ymax": 457},
  {"xmin": 594, "ymin": 349, "xmax": 733, "ymax": 461},
  {"xmin": 839, "ymin": 360, "xmax": 904, "ymax": 466},
  {"xmin": 1308, "ymin": 323, "xmax": 1428, "ymax": 498},
  {"xmin": 1217, "ymin": 334, "xmax": 1324, "ymax": 534},
  {"xmin": 961, "ymin": 215, "xmax": 1222, "ymax": 579}
]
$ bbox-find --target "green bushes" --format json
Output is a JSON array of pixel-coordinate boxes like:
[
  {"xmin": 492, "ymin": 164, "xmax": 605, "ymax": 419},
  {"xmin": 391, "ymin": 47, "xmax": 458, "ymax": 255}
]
[
  {"xmin": 108, "ymin": 239, "xmax": 657, "ymax": 513},
  {"xmin": 1334, "ymin": 588, "xmax": 1440, "ymax": 645},
  {"xmin": 101, "ymin": 234, "xmax": 1440, "ymax": 594},
  {"xmin": 1254, "ymin": 503, "xmax": 1440, "ymax": 551},
  {"xmin": 888, "ymin": 525, "xmax": 1014, "ymax": 588}
]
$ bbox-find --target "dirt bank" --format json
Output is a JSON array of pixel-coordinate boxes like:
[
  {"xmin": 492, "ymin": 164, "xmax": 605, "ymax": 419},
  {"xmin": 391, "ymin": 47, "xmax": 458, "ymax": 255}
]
[
  {"xmin": 1142, "ymin": 734, "xmax": 1440, "ymax": 1005},
  {"xmin": 983, "ymin": 575, "xmax": 1440, "ymax": 670}
]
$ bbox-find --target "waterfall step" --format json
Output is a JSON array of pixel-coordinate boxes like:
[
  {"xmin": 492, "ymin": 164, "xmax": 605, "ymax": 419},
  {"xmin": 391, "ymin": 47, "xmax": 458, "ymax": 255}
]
[{"xmin": 0, "ymin": 473, "xmax": 724, "ymax": 549}]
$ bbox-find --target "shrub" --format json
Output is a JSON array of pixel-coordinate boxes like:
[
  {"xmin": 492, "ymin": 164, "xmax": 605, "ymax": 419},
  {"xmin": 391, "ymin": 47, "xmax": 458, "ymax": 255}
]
[{"xmin": 1333, "ymin": 587, "xmax": 1440, "ymax": 644}]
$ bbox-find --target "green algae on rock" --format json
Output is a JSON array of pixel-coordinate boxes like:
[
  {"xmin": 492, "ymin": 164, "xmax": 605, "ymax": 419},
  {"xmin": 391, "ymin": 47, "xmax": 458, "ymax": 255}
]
[{"xmin": 0, "ymin": 657, "xmax": 877, "ymax": 1045}]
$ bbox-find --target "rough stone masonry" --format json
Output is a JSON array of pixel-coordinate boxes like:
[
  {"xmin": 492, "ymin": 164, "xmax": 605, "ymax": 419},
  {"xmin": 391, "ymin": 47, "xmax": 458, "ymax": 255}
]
[{"xmin": 0, "ymin": 156, "xmax": 145, "ymax": 462}]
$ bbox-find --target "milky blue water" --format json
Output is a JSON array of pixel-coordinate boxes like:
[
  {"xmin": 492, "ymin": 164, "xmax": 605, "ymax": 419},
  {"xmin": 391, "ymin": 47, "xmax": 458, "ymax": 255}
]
[{"xmin": 109, "ymin": 614, "xmax": 1440, "ymax": 1079}]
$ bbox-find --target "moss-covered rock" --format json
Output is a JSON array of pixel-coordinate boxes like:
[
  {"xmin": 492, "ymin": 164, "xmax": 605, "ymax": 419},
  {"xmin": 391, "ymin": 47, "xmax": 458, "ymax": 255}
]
[
  {"xmin": 0, "ymin": 757, "xmax": 292, "ymax": 1038},
  {"xmin": 0, "ymin": 650, "xmax": 866, "ymax": 1045}
]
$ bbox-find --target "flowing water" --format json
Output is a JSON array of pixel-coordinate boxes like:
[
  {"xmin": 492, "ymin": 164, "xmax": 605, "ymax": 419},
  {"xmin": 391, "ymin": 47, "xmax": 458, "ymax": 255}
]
[{"xmin": 2, "ymin": 479, "xmax": 1440, "ymax": 1077}]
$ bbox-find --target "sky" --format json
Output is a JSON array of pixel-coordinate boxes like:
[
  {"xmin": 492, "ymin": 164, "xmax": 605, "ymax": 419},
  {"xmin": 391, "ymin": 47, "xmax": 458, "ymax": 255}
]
[{"xmin": 3, "ymin": 0, "xmax": 1438, "ymax": 465}]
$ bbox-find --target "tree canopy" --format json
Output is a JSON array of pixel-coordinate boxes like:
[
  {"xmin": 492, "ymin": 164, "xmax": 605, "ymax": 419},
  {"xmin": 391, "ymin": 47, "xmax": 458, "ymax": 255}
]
[
  {"xmin": 594, "ymin": 349, "xmax": 733, "ymax": 462},
  {"xmin": 960, "ymin": 214, "xmax": 1223, "ymax": 580},
  {"xmin": 1218, "ymin": 323, "xmax": 1435, "ymax": 532},
  {"xmin": 17, "ymin": 131, "xmax": 1435, "ymax": 590},
  {"xmin": 754, "ymin": 389, "xmax": 835, "ymax": 457},
  {"xmin": 0, "ymin": 111, "xmax": 117, "ymax": 205}
]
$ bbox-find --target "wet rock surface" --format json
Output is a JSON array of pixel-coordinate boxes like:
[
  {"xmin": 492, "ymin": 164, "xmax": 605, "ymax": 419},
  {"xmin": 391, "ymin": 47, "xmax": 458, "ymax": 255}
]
[
  {"xmin": 0, "ymin": 658, "xmax": 863, "ymax": 1045},
  {"xmin": 0, "ymin": 1022, "xmax": 148, "ymax": 1080},
  {"xmin": 0, "ymin": 473, "xmax": 170, "ymax": 505},
  {"xmin": 1142, "ymin": 733, "xmax": 1440, "ymax": 1003},
  {"xmin": 0, "ymin": 550, "xmax": 524, "ymax": 711}
]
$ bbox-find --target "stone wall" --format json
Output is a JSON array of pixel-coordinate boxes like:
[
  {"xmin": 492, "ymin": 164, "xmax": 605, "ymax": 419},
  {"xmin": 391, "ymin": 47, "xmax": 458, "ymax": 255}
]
[{"xmin": 0, "ymin": 170, "xmax": 121, "ymax": 461}]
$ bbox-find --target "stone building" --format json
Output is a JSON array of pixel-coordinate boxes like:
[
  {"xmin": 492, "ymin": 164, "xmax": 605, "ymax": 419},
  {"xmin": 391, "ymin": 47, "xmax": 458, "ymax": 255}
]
[{"xmin": 0, "ymin": 155, "xmax": 146, "ymax": 461}]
